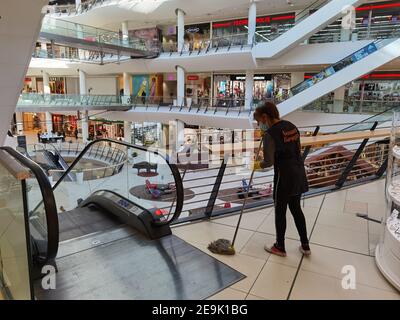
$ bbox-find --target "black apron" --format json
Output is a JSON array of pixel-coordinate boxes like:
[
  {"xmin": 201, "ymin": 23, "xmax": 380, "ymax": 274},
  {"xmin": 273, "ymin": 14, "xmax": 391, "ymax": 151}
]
[{"xmin": 266, "ymin": 120, "xmax": 309, "ymax": 200}]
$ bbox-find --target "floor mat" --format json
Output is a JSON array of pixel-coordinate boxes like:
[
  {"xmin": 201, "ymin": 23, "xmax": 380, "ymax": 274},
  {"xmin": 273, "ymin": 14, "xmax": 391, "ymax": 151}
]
[{"xmin": 34, "ymin": 233, "xmax": 245, "ymax": 300}]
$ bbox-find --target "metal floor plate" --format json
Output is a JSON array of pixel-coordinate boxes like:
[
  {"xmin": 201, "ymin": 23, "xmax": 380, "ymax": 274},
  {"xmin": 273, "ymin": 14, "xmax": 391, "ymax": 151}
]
[{"xmin": 34, "ymin": 232, "xmax": 245, "ymax": 300}]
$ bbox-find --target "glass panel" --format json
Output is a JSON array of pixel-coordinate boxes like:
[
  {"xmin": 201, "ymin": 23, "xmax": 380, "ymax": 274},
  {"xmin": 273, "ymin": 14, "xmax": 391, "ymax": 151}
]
[
  {"xmin": 43, "ymin": 141, "xmax": 180, "ymax": 241},
  {"xmin": 0, "ymin": 162, "xmax": 32, "ymax": 300}
]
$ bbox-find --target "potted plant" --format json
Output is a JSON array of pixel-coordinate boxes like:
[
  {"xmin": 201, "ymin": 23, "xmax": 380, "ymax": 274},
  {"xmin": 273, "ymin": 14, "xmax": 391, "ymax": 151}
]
[{"xmin": 75, "ymin": 168, "xmax": 84, "ymax": 185}]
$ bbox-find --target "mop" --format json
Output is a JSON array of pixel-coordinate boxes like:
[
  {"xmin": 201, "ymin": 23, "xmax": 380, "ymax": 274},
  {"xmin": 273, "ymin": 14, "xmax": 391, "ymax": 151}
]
[{"xmin": 208, "ymin": 137, "xmax": 264, "ymax": 255}]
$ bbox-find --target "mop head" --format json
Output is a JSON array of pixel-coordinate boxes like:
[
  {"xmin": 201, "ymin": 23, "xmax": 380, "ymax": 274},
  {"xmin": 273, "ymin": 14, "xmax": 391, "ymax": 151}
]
[{"xmin": 208, "ymin": 239, "xmax": 235, "ymax": 255}]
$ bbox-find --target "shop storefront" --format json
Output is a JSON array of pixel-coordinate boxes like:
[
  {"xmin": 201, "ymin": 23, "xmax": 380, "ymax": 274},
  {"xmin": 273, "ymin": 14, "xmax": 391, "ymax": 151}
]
[
  {"xmin": 128, "ymin": 27, "xmax": 161, "ymax": 52},
  {"xmin": 185, "ymin": 74, "xmax": 211, "ymax": 106},
  {"xmin": 214, "ymin": 74, "xmax": 274, "ymax": 101},
  {"xmin": 51, "ymin": 114, "xmax": 78, "ymax": 136},
  {"xmin": 212, "ymin": 13, "xmax": 295, "ymax": 43},
  {"xmin": 132, "ymin": 122, "xmax": 162, "ymax": 147},
  {"xmin": 89, "ymin": 120, "xmax": 124, "ymax": 141},
  {"xmin": 161, "ymin": 23, "xmax": 211, "ymax": 51},
  {"xmin": 131, "ymin": 74, "xmax": 164, "ymax": 102},
  {"xmin": 22, "ymin": 112, "xmax": 45, "ymax": 131},
  {"xmin": 183, "ymin": 23, "xmax": 211, "ymax": 51}
]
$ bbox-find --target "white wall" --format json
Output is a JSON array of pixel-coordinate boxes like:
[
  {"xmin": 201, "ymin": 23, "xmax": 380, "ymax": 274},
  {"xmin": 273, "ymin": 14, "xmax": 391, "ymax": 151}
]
[
  {"xmin": 0, "ymin": 0, "xmax": 48, "ymax": 144},
  {"xmin": 86, "ymin": 76, "xmax": 118, "ymax": 95}
]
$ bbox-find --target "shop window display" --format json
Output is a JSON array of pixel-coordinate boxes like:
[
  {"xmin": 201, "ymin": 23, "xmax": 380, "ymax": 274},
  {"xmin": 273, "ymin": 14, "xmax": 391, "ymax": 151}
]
[{"xmin": 212, "ymin": 13, "xmax": 295, "ymax": 44}]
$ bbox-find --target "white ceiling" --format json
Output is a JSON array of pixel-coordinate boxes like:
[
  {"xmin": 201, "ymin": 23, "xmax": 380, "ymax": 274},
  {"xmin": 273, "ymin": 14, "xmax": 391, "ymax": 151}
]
[{"xmin": 53, "ymin": 0, "xmax": 316, "ymax": 31}]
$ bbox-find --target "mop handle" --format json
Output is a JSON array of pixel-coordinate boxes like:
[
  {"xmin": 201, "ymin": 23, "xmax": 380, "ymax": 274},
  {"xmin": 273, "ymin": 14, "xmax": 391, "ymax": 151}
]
[{"xmin": 231, "ymin": 136, "xmax": 264, "ymax": 247}]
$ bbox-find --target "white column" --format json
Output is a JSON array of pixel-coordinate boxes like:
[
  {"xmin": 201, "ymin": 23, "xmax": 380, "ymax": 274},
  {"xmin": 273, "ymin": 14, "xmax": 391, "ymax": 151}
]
[
  {"xmin": 75, "ymin": 0, "xmax": 81, "ymax": 11},
  {"xmin": 43, "ymin": 72, "xmax": 51, "ymax": 94},
  {"xmin": 291, "ymin": 72, "xmax": 305, "ymax": 88},
  {"xmin": 168, "ymin": 120, "xmax": 185, "ymax": 163},
  {"xmin": 124, "ymin": 121, "xmax": 132, "ymax": 143},
  {"xmin": 122, "ymin": 72, "xmax": 131, "ymax": 104},
  {"xmin": 176, "ymin": 65, "xmax": 185, "ymax": 107},
  {"xmin": 176, "ymin": 8, "xmax": 185, "ymax": 52},
  {"xmin": 40, "ymin": 42, "xmax": 47, "ymax": 53},
  {"xmin": 247, "ymin": 1, "xmax": 257, "ymax": 45},
  {"xmin": 79, "ymin": 69, "xmax": 87, "ymax": 95},
  {"xmin": 245, "ymin": 71, "xmax": 254, "ymax": 110},
  {"xmin": 81, "ymin": 110, "xmax": 89, "ymax": 142},
  {"xmin": 333, "ymin": 86, "xmax": 346, "ymax": 113},
  {"xmin": 122, "ymin": 21, "xmax": 129, "ymax": 40},
  {"xmin": 45, "ymin": 112, "xmax": 53, "ymax": 133},
  {"xmin": 15, "ymin": 112, "xmax": 24, "ymax": 135},
  {"xmin": 341, "ymin": 5, "xmax": 356, "ymax": 42}
]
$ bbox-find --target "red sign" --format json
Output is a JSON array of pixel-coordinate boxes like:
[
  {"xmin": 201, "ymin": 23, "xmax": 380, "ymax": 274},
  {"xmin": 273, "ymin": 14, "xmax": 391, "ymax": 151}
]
[
  {"xmin": 24, "ymin": 77, "xmax": 32, "ymax": 82},
  {"xmin": 213, "ymin": 14, "xmax": 294, "ymax": 29},
  {"xmin": 187, "ymin": 75, "xmax": 199, "ymax": 81}
]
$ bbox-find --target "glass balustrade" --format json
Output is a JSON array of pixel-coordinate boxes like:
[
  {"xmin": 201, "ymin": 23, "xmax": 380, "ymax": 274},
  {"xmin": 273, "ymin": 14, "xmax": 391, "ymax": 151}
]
[{"xmin": 41, "ymin": 17, "xmax": 157, "ymax": 53}]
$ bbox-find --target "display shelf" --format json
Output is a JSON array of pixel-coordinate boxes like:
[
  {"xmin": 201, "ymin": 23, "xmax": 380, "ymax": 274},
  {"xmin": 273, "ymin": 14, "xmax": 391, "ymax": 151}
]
[{"xmin": 375, "ymin": 111, "xmax": 400, "ymax": 292}]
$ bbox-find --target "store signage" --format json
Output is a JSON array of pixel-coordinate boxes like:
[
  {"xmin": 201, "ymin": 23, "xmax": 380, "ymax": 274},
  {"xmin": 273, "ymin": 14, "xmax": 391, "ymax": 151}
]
[
  {"xmin": 24, "ymin": 77, "xmax": 32, "ymax": 82},
  {"xmin": 49, "ymin": 77, "xmax": 64, "ymax": 82},
  {"xmin": 230, "ymin": 74, "xmax": 271, "ymax": 81},
  {"xmin": 187, "ymin": 75, "xmax": 199, "ymax": 81},
  {"xmin": 213, "ymin": 14, "xmax": 295, "ymax": 29},
  {"xmin": 186, "ymin": 27, "xmax": 200, "ymax": 33},
  {"xmin": 356, "ymin": 2, "xmax": 400, "ymax": 11}
]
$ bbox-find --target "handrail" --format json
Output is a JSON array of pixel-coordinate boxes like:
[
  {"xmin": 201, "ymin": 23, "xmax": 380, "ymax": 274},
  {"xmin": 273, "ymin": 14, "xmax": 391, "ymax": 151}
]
[
  {"xmin": 0, "ymin": 146, "xmax": 59, "ymax": 264},
  {"xmin": 33, "ymin": 139, "xmax": 183, "ymax": 226}
]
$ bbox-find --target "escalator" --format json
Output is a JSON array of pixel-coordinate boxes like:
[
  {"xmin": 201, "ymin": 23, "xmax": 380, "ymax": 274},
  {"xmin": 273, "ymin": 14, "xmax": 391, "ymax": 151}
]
[
  {"xmin": 278, "ymin": 37, "xmax": 400, "ymax": 117},
  {"xmin": 32, "ymin": 144, "xmax": 74, "ymax": 181},
  {"xmin": 0, "ymin": 139, "xmax": 244, "ymax": 300},
  {"xmin": 253, "ymin": 0, "xmax": 365, "ymax": 58}
]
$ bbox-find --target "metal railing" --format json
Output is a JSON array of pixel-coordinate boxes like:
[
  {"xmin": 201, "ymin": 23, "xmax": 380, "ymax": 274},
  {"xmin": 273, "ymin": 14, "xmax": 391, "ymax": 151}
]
[
  {"xmin": 17, "ymin": 94, "xmax": 259, "ymax": 114},
  {"xmin": 161, "ymin": 33, "xmax": 251, "ymax": 55},
  {"xmin": 32, "ymin": 43, "xmax": 131, "ymax": 64},
  {"xmin": 40, "ymin": 16, "xmax": 160, "ymax": 55},
  {"xmin": 158, "ymin": 124, "xmax": 391, "ymax": 224}
]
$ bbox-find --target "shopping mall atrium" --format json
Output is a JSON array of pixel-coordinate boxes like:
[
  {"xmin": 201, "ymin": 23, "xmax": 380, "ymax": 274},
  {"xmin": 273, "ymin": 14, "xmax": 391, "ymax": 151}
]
[{"xmin": 1, "ymin": 0, "xmax": 400, "ymax": 302}]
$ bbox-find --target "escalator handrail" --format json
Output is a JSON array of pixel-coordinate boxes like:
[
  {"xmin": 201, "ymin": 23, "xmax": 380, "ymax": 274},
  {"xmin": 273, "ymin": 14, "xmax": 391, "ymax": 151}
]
[
  {"xmin": 35, "ymin": 138, "xmax": 184, "ymax": 226},
  {"xmin": 290, "ymin": 39, "xmax": 383, "ymax": 97},
  {"xmin": 0, "ymin": 146, "xmax": 59, "ymax": 262}
]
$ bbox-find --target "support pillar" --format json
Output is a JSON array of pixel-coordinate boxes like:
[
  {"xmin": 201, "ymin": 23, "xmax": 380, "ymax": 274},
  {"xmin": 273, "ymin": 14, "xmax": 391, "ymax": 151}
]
[
  {"xmin": 124, "ymin": 121, "xmax": 132, "ymax": 143},
  {"xmin": 122, "ymin": 72, "xmax": 131, "ymax": 104},
  {"xmin": 79, "ymin": 69, "xmax": 87, "ymax": 95},
  {"xmin": 42, "ymin": 71, "xmax": 50, "ymax": 94},
  {"xmin": 176, "ymin": 65, "xmax": 185, "ymax": 107},
  {"xmin": 81, "ymin": 110, "xmax": 89, "ymax": 142},
  {"xmin": 245, "ymin": 71, "xmax": 254, "ymax": 110},
  {"xmin": 45, "ymin": 112, "xmax": 53, "ymax": 133},
  {"xmin": 340, "ymin": 5, "xmax": 356, "ymax": 42},
  {"xmin": 15, "ymin": 112, "xmax": 24, "ymax": 135},
  {"xmin": 176, "ymin": 8, "xmax": 185, "ymax": 52},
  {"xmin": 247, "ymin": 1, "xmax": 257, "ymax": 45},
  {"xmin": 122, "ymin": 21, "xmax": 129, "ymax": 44}
]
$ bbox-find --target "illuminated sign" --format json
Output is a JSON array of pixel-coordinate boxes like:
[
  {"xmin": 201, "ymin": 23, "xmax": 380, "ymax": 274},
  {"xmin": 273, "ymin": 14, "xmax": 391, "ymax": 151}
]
[
  {"xmin": 212, "ymin": 13, "xmax": 295, "ymax": 29},
  {"xmin": 187, "ymin": 75, "xmax": 200, "ymax": 81}
]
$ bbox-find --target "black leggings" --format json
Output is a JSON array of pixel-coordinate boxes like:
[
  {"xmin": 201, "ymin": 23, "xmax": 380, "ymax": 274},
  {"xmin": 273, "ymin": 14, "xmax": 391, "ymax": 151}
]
[{"xmin": 274, "ymin": 194, "xmax": 309, "ymax": 250}]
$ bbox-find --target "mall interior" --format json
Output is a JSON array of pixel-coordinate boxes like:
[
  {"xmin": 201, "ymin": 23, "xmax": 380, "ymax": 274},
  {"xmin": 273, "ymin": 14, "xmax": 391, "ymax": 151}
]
[{"xmin": 1, "ymin": 0, "xmax": 400, "ymax": 300}]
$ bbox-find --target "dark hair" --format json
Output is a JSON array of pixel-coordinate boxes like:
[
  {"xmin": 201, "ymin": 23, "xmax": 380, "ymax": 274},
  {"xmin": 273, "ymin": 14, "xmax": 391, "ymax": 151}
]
[{"xmin": 254, "ymin": 101, "xmax": 280, "ymax": 120}]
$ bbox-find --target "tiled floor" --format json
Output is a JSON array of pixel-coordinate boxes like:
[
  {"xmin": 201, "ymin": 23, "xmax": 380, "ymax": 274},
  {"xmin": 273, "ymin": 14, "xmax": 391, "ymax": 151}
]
[{"xmin": 172, "ymin": 179, "xmax": 400, "ymax": 300}]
